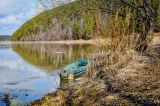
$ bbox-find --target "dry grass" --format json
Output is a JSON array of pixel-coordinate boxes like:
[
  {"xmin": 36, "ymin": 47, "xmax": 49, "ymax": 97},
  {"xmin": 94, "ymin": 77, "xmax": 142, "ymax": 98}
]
[
  {"xmin": 104, "ymin": 46, "xmax": 160, "ymax": 104},
  {"xmin": 152, "ymin": 33, "xmax": 160, "ymax": 45},
  {"xmin": 30, "ymin": 78, "xmax": 134, "ymax": 106},
  {"xmin": 89, "ymin": 11, "xmax": 160, "ymax": 105},
  {"xmin": 89, "ymin": 12, "xmax": 140, "ymax": 72}
]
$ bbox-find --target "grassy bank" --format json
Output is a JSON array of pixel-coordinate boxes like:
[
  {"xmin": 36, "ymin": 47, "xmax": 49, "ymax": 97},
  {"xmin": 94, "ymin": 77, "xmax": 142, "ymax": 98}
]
[
  {"xmin": 29, "ymin": 48, "xmax": 160, "ymax": 105},
  {"xmin": 29, "ymin": 34, "xmax": 160, "ymax": 106},
  {"xmin": 30, "ymin": 79, "xmax": 134, "ymax": 106}
]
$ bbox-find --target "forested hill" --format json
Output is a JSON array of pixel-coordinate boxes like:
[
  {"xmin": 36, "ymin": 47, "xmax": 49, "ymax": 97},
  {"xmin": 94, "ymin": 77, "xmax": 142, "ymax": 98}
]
[
  {"xmin": 12, "ymin": 0, "xmax": 99, "ymax": 41},
  {"xmin": 12, "ymin": 0, "xmax": 160, "ymax": 41}
]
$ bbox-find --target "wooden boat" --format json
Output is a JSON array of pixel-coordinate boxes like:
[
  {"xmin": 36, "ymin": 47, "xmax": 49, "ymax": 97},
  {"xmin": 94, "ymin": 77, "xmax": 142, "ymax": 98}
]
[{"xmin": 60, "ymin": 60, "xmax": 89, "ymax": 79}]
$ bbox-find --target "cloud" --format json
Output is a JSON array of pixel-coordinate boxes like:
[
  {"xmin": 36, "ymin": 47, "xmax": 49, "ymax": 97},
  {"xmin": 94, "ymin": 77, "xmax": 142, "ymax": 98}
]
[
  {"xmin": 0, "ymin": 0, "xmax": 39, "ymax": 35},
  {"xmin": 0, "ymin": 8, "xmax": 37, "ymax": 25},
  {"xmin": 0, "ymin": 0, "xmax": 22, "ymax": 16},
  {"xmin": 0, "ymin": 0, "xmax": 36, "ymax": 16},
  {"xmin": 0, "ymin": 15, "xmax": 21, "ymax": 25}
]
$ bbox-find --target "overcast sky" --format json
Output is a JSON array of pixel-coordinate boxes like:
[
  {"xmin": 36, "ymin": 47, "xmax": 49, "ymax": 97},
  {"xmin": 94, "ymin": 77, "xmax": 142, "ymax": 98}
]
[{"xmin": 0, "ymin": 0, "xmax": 40, "ymax": 35}]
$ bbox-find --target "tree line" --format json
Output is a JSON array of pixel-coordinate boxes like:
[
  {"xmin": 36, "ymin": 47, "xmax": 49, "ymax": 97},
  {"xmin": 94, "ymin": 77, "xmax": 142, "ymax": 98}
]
[{"xmin": 0, "ymin": 35, "xmax": 10, "ymax": 41}]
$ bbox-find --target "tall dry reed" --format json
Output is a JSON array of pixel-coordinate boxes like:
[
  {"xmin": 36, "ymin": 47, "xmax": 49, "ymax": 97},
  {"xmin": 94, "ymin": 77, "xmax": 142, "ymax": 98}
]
[{"xmin": 87, "ymin": 11, "xmax": 144, "ymax": 76}]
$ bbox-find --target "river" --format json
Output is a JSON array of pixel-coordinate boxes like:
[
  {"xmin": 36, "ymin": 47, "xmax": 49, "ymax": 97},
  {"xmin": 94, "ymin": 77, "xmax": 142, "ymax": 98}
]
[{"xmin": 0, "ymin": 43, "xmax": 93, "ymax": 105}]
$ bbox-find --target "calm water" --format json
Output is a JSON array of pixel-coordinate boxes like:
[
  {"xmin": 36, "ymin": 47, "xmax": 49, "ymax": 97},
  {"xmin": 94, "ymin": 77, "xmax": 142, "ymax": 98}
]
[{"xmin": 0, "ymin": 43, "xmax": 93, "ymax": 105}]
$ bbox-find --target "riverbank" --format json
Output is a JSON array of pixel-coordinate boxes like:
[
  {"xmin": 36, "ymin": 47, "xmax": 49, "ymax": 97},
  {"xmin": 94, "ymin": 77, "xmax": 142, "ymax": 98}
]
[
  {"xmin": 28, "ymin": 34, "xmax": 160, "ymax": 106},
  {"xmin": 29, "ymin": 46, "xmax": 160, "ymax": 105},
  {"xmin": 30, "ymin": 78, "xmax": 134, "ymax": 106}
]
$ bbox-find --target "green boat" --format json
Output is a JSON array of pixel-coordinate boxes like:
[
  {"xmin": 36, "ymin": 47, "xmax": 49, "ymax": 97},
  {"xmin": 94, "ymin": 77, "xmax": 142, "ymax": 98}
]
[{"xmin": 60, "ymin": 60, "xmax": 89, "ymax": 79}]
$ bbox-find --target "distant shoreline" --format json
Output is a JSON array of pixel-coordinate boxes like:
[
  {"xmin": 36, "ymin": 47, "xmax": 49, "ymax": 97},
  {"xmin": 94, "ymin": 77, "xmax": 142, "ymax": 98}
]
[
  {"xmin": 0, "ymin": 41, "xmax": 12, "ymax": 44},
  {"xmin": 0, "ymin": 33, "xmax": 160, "ymax": 45},
  {"xmin": 0, "ymin": 39, "xmax": 100, "ymax": 45}
]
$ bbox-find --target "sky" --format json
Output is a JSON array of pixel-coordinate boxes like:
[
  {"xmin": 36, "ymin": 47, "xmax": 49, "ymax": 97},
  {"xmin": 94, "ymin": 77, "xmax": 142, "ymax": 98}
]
[{"xmin": 0, "ymin": 0, "xmax": 40, "ymax": 35}]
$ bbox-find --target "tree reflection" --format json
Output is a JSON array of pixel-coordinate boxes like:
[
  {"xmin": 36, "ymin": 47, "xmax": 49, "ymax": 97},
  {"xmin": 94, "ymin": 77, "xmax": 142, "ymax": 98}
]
[{"xmin": 12, "ymin": 43, "xmax": 93, "ymax": 71}]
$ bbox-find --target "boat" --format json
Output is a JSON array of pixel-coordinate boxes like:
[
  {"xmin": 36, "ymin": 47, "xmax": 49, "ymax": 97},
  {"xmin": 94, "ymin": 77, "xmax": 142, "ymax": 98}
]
[{"xmin": 60, "ymin": 60, "xmax": 89, "ymax": 79}]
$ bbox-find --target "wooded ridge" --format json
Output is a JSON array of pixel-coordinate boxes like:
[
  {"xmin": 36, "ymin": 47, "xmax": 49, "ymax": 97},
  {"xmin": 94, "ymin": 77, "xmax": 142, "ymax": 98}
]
[{"xmin": 11, "ymin": 0, "xmax": 160, "ymax": 41}]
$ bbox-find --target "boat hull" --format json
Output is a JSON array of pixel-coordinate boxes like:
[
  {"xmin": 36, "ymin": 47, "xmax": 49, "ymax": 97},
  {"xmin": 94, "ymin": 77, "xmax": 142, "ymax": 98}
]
[{"xmin": 60, "ymin": 60, "xmax": 88, "ymax": 79}]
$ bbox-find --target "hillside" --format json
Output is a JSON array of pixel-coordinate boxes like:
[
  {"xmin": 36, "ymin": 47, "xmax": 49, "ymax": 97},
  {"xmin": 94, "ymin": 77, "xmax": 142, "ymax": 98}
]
[
  {"xmin": 11, "ymin": 0, "xmax": 100, "ymax": 41},
  {"xmin": 12, "ymin": 0, "xmax": 160, "ymax": 41}
]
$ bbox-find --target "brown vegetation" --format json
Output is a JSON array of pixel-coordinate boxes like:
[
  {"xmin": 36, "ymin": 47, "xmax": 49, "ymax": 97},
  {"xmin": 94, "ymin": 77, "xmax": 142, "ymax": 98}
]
[{"xmin": 30, "ymin": 79, "xmax": 135, "ymax": 106}]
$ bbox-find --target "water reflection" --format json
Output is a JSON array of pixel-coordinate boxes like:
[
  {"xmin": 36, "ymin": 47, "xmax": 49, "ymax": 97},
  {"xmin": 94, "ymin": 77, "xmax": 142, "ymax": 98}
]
[
  {"xmin": 12, "ymin": 43, "xmax": 93, "ymax": 71},
  {"xmin": 0, "ymin": 43, "xmax": 93, "ymax": 105}
]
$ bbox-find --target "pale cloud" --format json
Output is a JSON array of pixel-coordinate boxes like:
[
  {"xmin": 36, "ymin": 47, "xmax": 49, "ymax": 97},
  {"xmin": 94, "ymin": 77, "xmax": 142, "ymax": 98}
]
[
  {"xmin": 0, "ymin": 15, "xmax": 21, "ymax": 25},
  {"xmin": 0, "ymin": 8, "xmax": 38, "ymax": 25},
  {"xmin": 0, "ymin": 0, "xmax": 39, "ymax": 35},
  {"xmin": 0, "ymin": 0, "xmax": 26, "ymax": 15}
]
